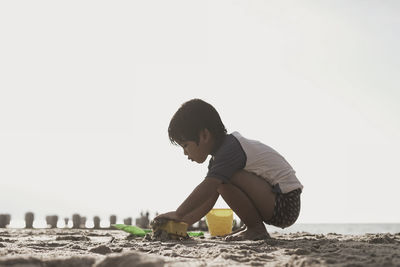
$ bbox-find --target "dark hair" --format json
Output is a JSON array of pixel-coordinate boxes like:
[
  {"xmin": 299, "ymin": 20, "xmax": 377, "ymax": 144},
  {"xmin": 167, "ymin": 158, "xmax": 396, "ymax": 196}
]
[{"xmin": 168, "ymin": 99, "xmax": 227, "ymax": 145}]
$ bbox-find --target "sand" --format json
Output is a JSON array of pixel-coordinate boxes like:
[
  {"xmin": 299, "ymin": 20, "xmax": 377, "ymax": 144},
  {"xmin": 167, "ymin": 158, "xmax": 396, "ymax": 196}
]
[{"xmin": 0, "ymin": 228, "xmax": 399, "ymax": 266}]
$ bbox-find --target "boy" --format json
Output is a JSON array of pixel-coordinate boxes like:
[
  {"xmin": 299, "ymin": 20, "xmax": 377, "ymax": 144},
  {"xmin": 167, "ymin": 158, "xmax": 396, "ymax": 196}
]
[{"xmin": 155, "ymin": 99, "xmax": 303, "ymax": 240}]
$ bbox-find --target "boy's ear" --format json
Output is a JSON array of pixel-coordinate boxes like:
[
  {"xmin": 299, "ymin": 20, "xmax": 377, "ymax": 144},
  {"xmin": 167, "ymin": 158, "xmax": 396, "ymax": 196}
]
[{"xmin": 200, "ymin": 128, "xmax": 211, "ymax": 143}]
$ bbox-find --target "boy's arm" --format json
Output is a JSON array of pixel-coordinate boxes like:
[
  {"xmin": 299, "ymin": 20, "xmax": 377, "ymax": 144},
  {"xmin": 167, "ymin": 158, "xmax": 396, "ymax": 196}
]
[
  {"xmin": 177, "ymin": 177, "xmax": 221, "ymax": 224},
  {"xmin": 156, "ymin": 177, "xmax": 222, "ymax": 224}
]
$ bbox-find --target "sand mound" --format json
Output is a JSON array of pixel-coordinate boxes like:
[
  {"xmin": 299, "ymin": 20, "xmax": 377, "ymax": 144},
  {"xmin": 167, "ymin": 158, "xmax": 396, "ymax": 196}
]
[
  {"xmin": 89, "ymin": 245, "xmax": 113, "ymax": 255},
  {"xmin": 95, "ymin": 251, "xmax": 165, "ymax": 267},
  {"xmin": 0, "ymin": 252, "xmax": 165, "ymax": 267},
  {"xmin": 0, "ymin": 256, "xmax": 96, "ymax": 267}
]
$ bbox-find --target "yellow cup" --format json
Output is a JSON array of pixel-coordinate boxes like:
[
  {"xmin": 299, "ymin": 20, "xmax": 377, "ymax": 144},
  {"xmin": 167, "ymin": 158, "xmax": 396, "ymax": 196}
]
[{"xmin": 205, "ymin": 208, "xmax": 233, "ymax": 236}]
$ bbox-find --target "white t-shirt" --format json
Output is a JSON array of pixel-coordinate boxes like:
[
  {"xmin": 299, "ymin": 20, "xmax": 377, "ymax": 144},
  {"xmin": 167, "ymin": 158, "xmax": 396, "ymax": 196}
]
[{"xmin": 206, "ymin": 131, "xmax": 303, "ymax": 194}]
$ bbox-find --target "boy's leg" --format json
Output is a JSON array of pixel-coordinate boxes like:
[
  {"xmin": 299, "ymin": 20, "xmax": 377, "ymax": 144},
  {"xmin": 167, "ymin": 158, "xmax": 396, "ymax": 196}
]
[{"xmin": 217, "ymin": 170, "xmax": 276, "ymax": 240}]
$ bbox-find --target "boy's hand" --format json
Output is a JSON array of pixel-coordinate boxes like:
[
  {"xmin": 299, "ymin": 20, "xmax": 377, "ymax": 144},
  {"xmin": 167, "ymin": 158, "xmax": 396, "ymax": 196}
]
[{"xmin": 154, "ymin": 211, "xmax": 182, "ymax": 222}]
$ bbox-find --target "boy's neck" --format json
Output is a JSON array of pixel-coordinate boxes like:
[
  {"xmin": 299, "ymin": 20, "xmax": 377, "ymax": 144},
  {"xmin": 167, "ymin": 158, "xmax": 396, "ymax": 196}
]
[{"xmin": 210, "ymin": 134, "xmax": 227, "ymax": 156}]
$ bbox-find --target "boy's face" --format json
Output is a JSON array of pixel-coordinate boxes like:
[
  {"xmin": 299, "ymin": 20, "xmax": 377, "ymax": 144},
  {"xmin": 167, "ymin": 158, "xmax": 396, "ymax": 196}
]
[{"xmin": 179, "ymin": 129, "xmax": 213, "ymax": 164}]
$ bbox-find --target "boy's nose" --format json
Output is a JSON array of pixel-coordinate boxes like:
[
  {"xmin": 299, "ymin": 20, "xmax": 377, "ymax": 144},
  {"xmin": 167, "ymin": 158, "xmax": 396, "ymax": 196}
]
[{"xmin": 183, "ymin": 149, "xmax": 188, "ymax": 156}]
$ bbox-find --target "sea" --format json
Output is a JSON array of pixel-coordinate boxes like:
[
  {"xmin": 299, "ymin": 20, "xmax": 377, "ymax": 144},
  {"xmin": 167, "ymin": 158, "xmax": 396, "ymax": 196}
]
[{"xmin": 6, "ymin": 220, "xmax": 400, "ymax": 235}]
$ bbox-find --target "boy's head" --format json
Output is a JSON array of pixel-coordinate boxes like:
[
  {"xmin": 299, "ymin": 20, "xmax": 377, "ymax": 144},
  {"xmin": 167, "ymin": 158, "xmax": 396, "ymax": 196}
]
[{"xmin": 168, "ymin": 99, "xmax": 227, "ymax": 160}]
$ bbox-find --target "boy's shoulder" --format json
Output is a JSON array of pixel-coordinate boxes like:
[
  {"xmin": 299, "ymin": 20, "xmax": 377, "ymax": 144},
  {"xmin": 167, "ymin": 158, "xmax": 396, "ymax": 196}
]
[
  {"xmin": 214, "ymin": 131, "xmax": 271, "ymax": 159},
  {"xmin": 207, "ymin": 132, "xmax": 247, "ymax": 181},
  {"xmin": 214, "ymin": 132, "xmax": 242, "ymax": 157},
  {"xmin": 217, "ymin": 131, "xmax": 260, "ymax": 151}
]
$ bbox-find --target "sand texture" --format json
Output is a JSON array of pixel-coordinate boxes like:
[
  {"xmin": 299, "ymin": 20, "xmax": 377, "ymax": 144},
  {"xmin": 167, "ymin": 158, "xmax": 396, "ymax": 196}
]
[{"xmin": 0, "ymin": 229, "xmax": 399, "ymax": 266}]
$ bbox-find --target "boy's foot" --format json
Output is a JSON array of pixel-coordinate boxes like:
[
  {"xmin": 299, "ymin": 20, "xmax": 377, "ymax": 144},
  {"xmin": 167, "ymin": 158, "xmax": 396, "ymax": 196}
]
[{"xmin": 225, "ymin": 226, "xmax": 270, "ymax": 241}]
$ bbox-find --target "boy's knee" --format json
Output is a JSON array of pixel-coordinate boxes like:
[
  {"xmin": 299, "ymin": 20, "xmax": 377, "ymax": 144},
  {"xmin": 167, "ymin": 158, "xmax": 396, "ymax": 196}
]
[
  {"xmin": 231, "ymin": 170, "xmax": 251, "ymax": 184},
  {"xmin": 231, "ymin": 170, "xmax": 245, "ymax": 180},
  {"xmin": 217, "ymin": 183, "xmax": 229, "ymax": 194}
]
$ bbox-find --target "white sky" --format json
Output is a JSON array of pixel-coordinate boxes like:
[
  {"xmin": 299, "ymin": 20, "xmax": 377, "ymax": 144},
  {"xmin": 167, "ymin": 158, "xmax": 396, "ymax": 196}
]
[{"xmin": 1, "ymin": 1, "xmax": 399, "ymax": 225}]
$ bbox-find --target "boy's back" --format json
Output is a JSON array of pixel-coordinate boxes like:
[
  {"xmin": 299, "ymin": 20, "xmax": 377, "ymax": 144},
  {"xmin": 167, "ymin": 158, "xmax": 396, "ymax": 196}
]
[{"xmin": 232, "ymin": 132, "xmax": 302, "ymax": 193}]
